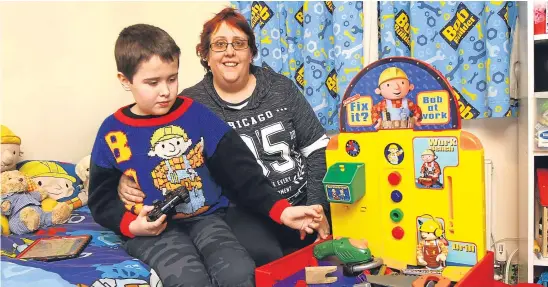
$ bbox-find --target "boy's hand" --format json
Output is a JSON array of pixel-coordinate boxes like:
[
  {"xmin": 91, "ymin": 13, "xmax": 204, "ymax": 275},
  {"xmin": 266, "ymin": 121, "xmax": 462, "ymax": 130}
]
[
  {"xmin": 118, "ymin": 174, "xmax": 145, "ymax": 204},
  {"xmin": 280, "ymin": 204, "xmax": 323, "ymax": 239},
  {"xmin": 128, "ymin": 205, "xmax": 167, "ymax": 236}
]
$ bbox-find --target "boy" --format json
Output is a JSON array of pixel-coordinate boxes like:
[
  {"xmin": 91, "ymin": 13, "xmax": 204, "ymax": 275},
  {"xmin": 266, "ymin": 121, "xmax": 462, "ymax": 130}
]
[{"xmin": 88, "ymin": 24, "xmax": 324, "ymax": 287}]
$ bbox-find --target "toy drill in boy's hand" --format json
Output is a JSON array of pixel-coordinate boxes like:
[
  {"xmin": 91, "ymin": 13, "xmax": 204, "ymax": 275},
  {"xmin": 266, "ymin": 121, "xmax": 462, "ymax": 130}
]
[
  {"xmin": 147, "ymin": 186, "xmax": 190, "ymax": 222},
  {"xmin": 313, "ymin": 237, "xmax": 383, "ymax": 275}
]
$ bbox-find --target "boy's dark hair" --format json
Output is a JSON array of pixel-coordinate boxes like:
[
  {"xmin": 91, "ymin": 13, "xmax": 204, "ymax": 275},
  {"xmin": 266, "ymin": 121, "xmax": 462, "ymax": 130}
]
[{"xmin": 115, "ymin": 24, "xmax": 181, "ymax": 82}]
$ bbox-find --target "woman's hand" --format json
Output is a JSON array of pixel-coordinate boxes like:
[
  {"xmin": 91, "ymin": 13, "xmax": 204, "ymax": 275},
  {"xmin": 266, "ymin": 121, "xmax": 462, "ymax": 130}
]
[
  {"xmin": 280, "ymin": 204, "xmax": 324, "ymax": 239},
  {"xmin": 314, "ymin": 213, "xmax": 331, "ymax": 242},
  {"xmin": 128, "ymin": 205, "xmax": 167, "ymax": 236},
  {"xmin": 118, "ymin": 174, "xmax": 145, "ymax": 205}
]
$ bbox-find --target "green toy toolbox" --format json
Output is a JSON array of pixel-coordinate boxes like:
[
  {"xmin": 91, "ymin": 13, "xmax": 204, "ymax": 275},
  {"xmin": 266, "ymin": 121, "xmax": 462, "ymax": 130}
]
[{"xmin": 322, "ymin": 162, "xmax": 365, "ymax": 204}]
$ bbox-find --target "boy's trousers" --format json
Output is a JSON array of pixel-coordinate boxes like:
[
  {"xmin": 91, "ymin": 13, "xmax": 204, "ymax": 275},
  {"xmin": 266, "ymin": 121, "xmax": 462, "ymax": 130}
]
[{"xmin": 122, "ymin": 210, "xmax": 255, "ymax": 287}]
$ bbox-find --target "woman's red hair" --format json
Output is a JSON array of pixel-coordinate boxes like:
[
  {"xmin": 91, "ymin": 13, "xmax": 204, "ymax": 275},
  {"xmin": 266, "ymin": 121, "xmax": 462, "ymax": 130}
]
[{"xmin": 196, "ymin": 7, "xmax": 258, "ymax": 71}]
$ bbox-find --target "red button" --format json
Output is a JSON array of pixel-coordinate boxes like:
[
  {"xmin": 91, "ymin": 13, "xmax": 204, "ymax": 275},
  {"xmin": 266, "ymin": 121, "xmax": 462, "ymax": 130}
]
[
  {"xmin": 392, "ymin": 226, "xmax": 404, "ymax": 239},
  {"xmin": 388, "ymin": 171, "xmax": 401, "ymax": 185}
]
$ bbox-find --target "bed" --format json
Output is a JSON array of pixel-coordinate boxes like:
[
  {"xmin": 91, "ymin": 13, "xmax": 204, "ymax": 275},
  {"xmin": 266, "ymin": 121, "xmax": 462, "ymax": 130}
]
[
  {"xmin": 1, "ymin": 160, "xmax": 160, "ymax": 287},
  {"xmin": 1, "ymin": 205, "xmax": 160, "ymax": 286}
]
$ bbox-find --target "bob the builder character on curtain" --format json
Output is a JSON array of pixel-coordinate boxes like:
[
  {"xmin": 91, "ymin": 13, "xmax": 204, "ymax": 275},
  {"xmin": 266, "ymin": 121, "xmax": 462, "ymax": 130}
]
[{"xmin": 372, "ymin": 67, "xmax": 422, "ymax": 130}]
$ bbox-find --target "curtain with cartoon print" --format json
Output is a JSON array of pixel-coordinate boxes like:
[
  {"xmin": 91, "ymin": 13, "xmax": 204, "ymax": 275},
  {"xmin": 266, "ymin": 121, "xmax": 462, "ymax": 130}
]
[
  {"xmin": 378, "ymin": 1, "xmax": 518, "ymax": 119},
  {"xmin": 231, "ymin": 1, "xmax": 364, "ymax": 131}
]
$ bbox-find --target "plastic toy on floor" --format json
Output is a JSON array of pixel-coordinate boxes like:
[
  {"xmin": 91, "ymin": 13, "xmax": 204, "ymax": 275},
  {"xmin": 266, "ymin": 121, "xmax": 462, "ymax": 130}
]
[{"xmin": 324, "ymin": 57, "xmax": 486, "ymax": 282}]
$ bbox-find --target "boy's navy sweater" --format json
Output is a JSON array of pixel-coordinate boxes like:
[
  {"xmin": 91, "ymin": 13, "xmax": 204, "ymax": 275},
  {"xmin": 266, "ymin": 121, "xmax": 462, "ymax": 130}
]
[{"xmin": 88, "ymin": 96, "xmax": 290, "ymax": 238}]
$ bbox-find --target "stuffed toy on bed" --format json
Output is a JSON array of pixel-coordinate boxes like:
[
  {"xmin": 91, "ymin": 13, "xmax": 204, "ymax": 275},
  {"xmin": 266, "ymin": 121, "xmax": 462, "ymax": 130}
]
[
  {"xmin": 1, "ymin": 170, "xmax": 72, "ymax": 235},
  {"xmin": 1, "ymin": 125, "xmax": 23, "ymax": 173},
  {"xmin": 19, "ymin": 160, "xmax": 88, "ymax": 210},
  {"xmin": 1, "ymin": 125, "xmax": 25, "ymax": 235}
]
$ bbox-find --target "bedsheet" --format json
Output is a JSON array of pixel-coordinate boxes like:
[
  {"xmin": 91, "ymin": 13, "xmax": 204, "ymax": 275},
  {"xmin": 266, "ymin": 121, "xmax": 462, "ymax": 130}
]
[{"xmin": 1, "ymin": 206, "xmax": 160, "ymax": 287}]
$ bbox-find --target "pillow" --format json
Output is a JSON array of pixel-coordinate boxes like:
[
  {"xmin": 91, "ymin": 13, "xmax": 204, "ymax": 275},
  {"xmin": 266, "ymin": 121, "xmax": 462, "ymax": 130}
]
[{"xmin": 17, "ymin": 160, "xmax": 87, "ymax": 210}]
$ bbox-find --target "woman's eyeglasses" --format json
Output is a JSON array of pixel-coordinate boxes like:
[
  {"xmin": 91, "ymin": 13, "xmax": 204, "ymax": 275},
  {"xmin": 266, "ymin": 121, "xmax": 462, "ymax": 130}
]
[{"xmin": 210, "ymin": 40, "xmax": 249, "ymax": 52}]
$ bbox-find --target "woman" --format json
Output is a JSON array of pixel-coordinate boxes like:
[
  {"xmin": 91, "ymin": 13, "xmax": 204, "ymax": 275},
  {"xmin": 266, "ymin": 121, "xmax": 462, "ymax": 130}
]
[{"xmin": 118, "ymin": 7, "xmax": 331, "ymax": 266}]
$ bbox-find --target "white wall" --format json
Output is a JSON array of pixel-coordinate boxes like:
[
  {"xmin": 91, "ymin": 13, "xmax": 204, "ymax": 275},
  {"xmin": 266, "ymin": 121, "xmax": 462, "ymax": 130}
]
[
  {"xmin": 463, "ymin": 118, "xmax": 519, "ymax": 249},
  {"xmin": 0, "ymin": 1, "xmax": 229, "ymax": 163},
  {"xmin": 1, "ymin": 1, "xmax": 519, "ymax": 242}
]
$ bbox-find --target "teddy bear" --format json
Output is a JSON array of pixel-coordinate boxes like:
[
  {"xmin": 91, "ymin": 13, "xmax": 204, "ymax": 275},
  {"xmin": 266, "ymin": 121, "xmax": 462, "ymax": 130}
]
[{"xmin": 1, "ymin": 170, "xmax": 72, "ymax": 235}]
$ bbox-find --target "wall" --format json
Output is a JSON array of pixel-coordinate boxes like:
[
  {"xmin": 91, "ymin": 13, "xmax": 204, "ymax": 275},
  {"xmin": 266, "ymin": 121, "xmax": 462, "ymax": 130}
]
[
  {"xmin": 0, "ymin": 1, "xmax": 229, "ymax": 163},
  {"xmin": 0, "ymin": 1, "xmax": 518, "ymax": 243},
  {"xmin": 463, "ymin": 118, "xmax": 519, "ymax": 250}
]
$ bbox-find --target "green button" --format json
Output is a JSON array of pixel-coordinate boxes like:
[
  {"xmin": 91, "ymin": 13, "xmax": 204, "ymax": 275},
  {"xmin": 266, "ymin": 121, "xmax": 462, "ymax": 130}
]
[{"xmin": 390, "ymin": 208, "xmax": 403, "ymax": 222}]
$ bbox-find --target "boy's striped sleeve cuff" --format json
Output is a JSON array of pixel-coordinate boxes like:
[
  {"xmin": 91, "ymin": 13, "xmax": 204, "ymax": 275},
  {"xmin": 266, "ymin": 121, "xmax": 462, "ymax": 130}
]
[
  {"xmin": 269, "ymin": 199, "xmax": 291, "ymax": 224},
  {"xmin": 120, "ymin": 212, "xmax": 138, "ymax": 238}
]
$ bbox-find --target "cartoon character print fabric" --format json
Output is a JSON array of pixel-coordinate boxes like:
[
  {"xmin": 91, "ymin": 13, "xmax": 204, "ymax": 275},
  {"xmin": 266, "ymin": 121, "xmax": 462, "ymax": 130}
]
[{"xmin": 379, "ymin": 1, "xmax": 518, "ymax": 119}]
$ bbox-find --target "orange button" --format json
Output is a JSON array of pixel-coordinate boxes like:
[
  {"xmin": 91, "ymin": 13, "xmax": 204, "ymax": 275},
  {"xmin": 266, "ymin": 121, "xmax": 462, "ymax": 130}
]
[
  {"xmin": 388, "ymin": 171, "xmax": 401, "ymax": 185},
  {"xmin": 392, "ymin": 226, "xmax": 404, "ymax": 239}
]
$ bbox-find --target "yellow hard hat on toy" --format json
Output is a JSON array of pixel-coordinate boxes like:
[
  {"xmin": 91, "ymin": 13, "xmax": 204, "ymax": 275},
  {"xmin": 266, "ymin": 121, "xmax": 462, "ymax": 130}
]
[
  {"xmin": 1, "ymin": 125, "xmax": 21, "ymax": 145},
  {"xmin": 420, "ymin": 218, "xmax": 443, "ymax": 237},
  {"xmin": 19, "ymin": 161, "xmax": 76, "ymax": 183},
  {"xmin": 422, "ymin": 149, "xmax": 436, "ymax": 156},
  {"xmin": 150, "ymin": 125, "xmax": 188, "ymax": 147},
  {"xmin": 388, "ymin": 144, "xmax": 398, "ymax": 150},
  {"xmin": 378, "ymin": 67, "xmax": 409, "ymax": 86},
  {"xmin": 419, "ymin": 219, "xmax": 438, "ymax": 232}
]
